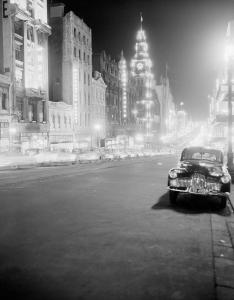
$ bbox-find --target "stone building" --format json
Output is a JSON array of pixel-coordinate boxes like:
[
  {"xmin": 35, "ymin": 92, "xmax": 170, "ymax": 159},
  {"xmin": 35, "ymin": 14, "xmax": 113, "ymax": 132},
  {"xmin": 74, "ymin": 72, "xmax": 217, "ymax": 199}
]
[
  {"xmin": 0, "ymin": 0, "xmax": 51, "ymax": 152},
  {"xmin": 49, "ymin": 3, "xmax": 92, "ymax": 149},
  {"xmin": 48, "ymin": 101, "xmax": 73, "ymax": 151},
  {"xmin": 93, "ymin": 50, "xmax": 121, "ymax": 138},
  {"xmin": 91, "ymin": 71, "xmax": 106, "ymax": 147}
]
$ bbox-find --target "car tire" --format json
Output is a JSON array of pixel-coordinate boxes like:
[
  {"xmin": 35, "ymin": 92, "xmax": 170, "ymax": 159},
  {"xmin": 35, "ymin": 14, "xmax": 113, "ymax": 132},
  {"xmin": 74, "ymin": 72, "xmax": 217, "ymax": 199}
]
[
  {"xmin": 169, "ymin": 190, "xmax": 178, "ymax": 205},
  {"xmin": 220, "ymin": 196, "xmax": 227, "ymax": 209}
]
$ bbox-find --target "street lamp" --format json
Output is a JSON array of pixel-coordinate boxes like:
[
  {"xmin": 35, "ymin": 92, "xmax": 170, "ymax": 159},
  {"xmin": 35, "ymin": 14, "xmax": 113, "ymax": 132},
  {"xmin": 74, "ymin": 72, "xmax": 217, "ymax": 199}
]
[{"xmin": 226, "ymin": 21, "xmax": 234, "ymax": 169}]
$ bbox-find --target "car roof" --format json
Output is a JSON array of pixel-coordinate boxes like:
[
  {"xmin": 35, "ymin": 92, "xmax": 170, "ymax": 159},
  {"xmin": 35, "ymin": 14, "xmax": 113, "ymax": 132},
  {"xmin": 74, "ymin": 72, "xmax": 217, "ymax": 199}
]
[{"xmin": 182, "ymin": 146, "xmax": 222, "ymax": 154}]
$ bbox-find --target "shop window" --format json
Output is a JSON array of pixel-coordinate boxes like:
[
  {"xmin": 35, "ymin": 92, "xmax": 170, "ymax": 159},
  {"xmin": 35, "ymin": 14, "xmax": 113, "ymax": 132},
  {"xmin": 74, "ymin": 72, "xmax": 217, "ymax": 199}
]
[{"xmin": 37, "ymin": 31, "xmax": 44, "ymax": 46}]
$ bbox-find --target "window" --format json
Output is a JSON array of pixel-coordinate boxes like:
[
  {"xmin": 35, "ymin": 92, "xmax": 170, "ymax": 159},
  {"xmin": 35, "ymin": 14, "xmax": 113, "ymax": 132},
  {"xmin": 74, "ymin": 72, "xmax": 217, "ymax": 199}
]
[
  {"xmin": 58, "ymin": 115, "xmax": 61, "ymax": 128},
  {"xmin": 64, "ymin": 116, "xmax": 67, "ymax": 128},
  {"xmin": 2, "ymin": 93, "xmax": 7, "ymax": 110},
  {"xmin": 88, "ymin": 74, "xmax": 90, "ymax": 85},
  {"xmin": 32, "ymin": 102, "xmax": 37, "ymax": 121},
  {"xmin": 74, "ymin": 27, "xmax": 77, "ymax": 38},
  {"xmin": 52, "ymin": 115, "xmax": 55, "ymax": 128},
  {"xmin": 83, "ymin": 52, "xmax": 86, "ymax": 62},
  {"xmin": 16, "ymin": 97, "xmax": 24, "ymax": 120},
  {"xmin": 83, "ymin": 35, "xmax": 86, "ymax": 44},
  {"xmin": 74, "ymin": 47, "xmax": 77, "ymax": 58},
  {"xmin": 15, "ymin": 43, "xmax": 23, "ymax": 61},
  {"xmin": 42, "ymin": 101, "xmax": 46, "ymax": 122},
  {"xmin": 14, "ymin": 20, "xmax": 24, "ymax": 37},
  {"xmin": 84, "ymin": 72, "xmax": 86, "ymax": 84},
  {"xmin": 27, "ymin": 25, "xmax": 34, "ymax": 42},
  {"xmin": 79, "ymin": 49, "xmax": 81, "ymax": 60},
  {"xmin": 87, "ymin": 55, "xmax": 90, "ymax": 65},
  {"xmin": 26, "ymin": 0, "xmax": 34, "ymax": 18},
  {"xmin": 88, "ymin": 94, "xmax": 90, "ymax": 105}
]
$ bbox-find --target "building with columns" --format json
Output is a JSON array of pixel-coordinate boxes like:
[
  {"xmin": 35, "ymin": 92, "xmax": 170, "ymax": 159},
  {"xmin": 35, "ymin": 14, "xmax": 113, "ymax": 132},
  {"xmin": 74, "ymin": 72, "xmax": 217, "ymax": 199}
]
[
  {"xmin": 49, "ymin": 3, "xmax": 92, "ymax": 149},
  {"xmin": 48, "ymin": 101, "xmax": 73, "ymax": 151},
  {"xmin": 0, "ymin": 0, "xmax": 51, "ymax": 152}
]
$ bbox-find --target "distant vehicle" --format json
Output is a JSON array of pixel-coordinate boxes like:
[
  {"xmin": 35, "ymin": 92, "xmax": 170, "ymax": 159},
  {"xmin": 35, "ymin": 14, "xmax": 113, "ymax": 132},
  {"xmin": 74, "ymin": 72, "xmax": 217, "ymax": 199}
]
[{"xmin": 167, "ymin": 146, "xmax": 231, "ymax": 208}]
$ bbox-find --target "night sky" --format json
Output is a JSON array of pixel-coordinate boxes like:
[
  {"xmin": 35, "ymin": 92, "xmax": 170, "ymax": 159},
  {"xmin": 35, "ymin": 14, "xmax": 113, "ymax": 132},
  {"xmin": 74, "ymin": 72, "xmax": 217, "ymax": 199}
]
[{"xmin": 53, "ymin": 0, "xmax": 234, "ymax": 120}]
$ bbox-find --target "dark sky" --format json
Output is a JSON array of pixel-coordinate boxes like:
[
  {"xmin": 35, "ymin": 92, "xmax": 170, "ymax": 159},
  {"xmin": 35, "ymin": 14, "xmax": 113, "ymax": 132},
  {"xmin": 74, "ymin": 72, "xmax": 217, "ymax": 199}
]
[{"xmin": 53, "ymin": 0, "xmax": 234, "ymax": 120}]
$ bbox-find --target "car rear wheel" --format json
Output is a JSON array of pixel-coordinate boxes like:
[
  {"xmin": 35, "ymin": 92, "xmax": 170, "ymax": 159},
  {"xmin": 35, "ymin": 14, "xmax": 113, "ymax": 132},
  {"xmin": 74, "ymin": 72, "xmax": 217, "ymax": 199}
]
[
  {"xmin": 220, "ymin": 196, "xmax": 227, "ymax": 209},
  {"xmin": 169, "ymin": 190, "xmax": 179, "ymax": 205}
]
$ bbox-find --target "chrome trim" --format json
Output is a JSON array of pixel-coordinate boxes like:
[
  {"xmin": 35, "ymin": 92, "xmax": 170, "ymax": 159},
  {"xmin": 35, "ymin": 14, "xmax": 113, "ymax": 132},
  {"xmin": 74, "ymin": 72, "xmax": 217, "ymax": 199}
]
[{"xmin": 167, "ymin": 187, "xmax": 226, "ymax": 197}]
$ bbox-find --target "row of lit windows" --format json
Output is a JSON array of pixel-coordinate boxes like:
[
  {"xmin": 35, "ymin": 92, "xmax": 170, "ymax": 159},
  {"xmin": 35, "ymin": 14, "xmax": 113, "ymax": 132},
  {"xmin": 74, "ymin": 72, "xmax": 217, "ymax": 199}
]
[
  {"xmin": 73, "ymin": 27, "xmax": 90, "ymax": 48},
  {"xmin": 73, "ymin": 47, "xmax": 91, "ymax": 65}
]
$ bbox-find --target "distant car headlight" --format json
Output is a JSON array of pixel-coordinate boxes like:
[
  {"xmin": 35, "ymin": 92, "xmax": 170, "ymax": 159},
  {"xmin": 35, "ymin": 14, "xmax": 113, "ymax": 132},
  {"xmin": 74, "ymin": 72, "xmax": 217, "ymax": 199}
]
[
  {"xmin": 169, "ymin": 170, "xmax": 178, "ymax": 179},
  {"xmin": 221, "ymin": 175, "xmax": 231, "ymax": 184}
]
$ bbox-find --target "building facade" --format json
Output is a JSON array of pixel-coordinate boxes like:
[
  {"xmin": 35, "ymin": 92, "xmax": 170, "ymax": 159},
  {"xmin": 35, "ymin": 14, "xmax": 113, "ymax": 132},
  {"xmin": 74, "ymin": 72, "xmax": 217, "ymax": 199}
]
[
  {"xmin": 0, "ymin": 0, "xmax": 51, "ymax": 152},
  {"xmin": 49, "ymin": 4, "xmax": 92, "ymax": 149},
  {"xmin": 93, "ymin": 50, "xmax": 121, "ymax": 138},
  {"xmin": 91, "ymin": 71, "xmax": 106, "ymax": 147},
  {"xmin": 48, "ymin": 101, "xmax": 73, "ymax": 151}
]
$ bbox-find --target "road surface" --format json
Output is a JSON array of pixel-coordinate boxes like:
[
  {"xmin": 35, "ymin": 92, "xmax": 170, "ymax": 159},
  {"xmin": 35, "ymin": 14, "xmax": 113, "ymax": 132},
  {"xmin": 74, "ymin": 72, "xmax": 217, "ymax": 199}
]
[{"xmin": 0, "ymin": 155, "xmax": 232, "ymax": 299}]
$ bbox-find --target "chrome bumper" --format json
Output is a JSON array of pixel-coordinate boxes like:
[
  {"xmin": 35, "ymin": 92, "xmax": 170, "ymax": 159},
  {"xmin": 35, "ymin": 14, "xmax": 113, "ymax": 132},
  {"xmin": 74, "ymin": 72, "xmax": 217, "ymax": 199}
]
[
  {"xmin": 168, "ymin": 187, "xmax": 227, "ymax": 197},
  {"xmin": 168, "ymin": 176, "xmax": 225, "ymax": 196}
]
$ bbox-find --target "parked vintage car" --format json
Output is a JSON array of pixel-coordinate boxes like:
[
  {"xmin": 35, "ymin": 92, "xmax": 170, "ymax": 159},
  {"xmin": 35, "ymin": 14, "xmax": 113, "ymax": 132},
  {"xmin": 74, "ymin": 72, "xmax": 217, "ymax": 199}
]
[{"xmin": 167, "ymin": 147, "xmax": 231, "ymax": 208}]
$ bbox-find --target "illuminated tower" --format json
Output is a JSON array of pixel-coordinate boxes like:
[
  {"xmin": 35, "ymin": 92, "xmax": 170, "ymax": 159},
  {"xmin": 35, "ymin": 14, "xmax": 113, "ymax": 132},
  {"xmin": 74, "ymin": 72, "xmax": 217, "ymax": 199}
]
[
  {"xmin": 130, "ymin": 14, "xmax": 154, "ymax": 139},
  {"xmin": 119, "ymin": 51, "xmax": 128, "ymax": 123}
]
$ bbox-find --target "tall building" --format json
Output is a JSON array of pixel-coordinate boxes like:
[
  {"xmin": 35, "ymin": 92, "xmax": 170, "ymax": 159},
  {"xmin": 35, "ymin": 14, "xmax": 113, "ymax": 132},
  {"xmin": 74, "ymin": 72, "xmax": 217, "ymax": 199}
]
[
  {"xmin": 91, "ymin": 71, "xmax": 106, "ymax": 147},
  {"xmin": 49, "ymin": 3, "xmax": 92, "ymax": 149},
  {"xmin": 130, "ymin": 16, "xmax": 160, "ymax": 147},
  {"xmin": 0, "ymin": 0, "xmax": 51, "ymax": 152},
  {"xmin": 155, "ymin": 76, "xmax": 176, "ymax": 135},
  {"xmin": 93, "ymin": 50, "xmax": 121, "ymax": 138}
]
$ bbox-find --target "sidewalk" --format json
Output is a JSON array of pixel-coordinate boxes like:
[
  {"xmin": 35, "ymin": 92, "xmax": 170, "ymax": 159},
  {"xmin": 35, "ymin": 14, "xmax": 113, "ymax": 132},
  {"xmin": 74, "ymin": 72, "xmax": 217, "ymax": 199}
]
[{"xmin": 212, "ymin": 190, "xmax": 234, "ymax": 300}]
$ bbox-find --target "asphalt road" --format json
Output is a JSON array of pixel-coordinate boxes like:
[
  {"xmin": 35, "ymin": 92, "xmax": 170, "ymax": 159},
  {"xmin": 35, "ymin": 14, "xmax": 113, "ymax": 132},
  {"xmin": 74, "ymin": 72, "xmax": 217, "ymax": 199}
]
[{"xmin": 0, "ymin": 155, "xmax": 230, "ymax": 300}]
